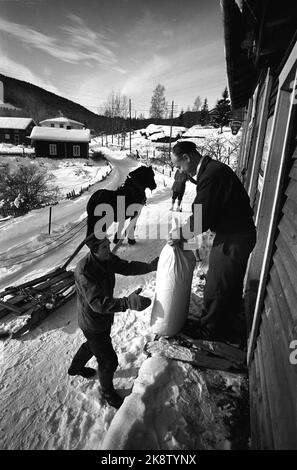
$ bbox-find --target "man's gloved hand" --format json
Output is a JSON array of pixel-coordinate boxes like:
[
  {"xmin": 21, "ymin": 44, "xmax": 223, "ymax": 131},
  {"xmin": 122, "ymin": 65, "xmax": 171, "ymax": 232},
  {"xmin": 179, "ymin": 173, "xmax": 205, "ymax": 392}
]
[
  {"xmin": 126, "ymin": 287, "xmax": 151, "ymax": 311},
  {"xmin": 167, "ymin": 229, "xmax": 184, "ymax": 247},
  {"xmin": 149, "ymin": 257, "xmax": 159, "ymax": 271}
]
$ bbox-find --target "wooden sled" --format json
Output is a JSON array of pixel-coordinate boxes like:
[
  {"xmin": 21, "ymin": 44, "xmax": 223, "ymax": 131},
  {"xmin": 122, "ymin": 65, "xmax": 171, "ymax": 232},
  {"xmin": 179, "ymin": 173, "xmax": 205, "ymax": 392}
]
[
  {"xmin": 0, "ymin": 221, "xmax": 132, "ymax": 338},
  {"xmin": 0, "ymin": 268, "xmax": 75, "ymax": 338}
]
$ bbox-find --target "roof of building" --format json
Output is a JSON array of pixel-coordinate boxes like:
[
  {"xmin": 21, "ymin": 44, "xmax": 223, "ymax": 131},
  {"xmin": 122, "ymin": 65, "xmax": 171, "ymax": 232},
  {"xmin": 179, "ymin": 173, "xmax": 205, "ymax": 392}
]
[
  {"xmin": 39, "ymin": 117, "xmax": 84, "ymax": 126},
  {"xmin": 0, "ymin": 117, "xmax": 34, "ymax": 129},
  {"xmin": 30, "ymin": 126, "xmax": 91, "ymax": 142},
  {"xmin": 222, "ymin": 0, "xmax": 297, "ymax": 109}
]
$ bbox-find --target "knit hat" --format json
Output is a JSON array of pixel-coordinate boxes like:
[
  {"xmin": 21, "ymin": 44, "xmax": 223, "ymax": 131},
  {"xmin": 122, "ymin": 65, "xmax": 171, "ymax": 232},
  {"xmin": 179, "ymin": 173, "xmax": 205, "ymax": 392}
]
[{"xmin": 85, "ymin": 233, "xmax": 107, "ymax": 251}]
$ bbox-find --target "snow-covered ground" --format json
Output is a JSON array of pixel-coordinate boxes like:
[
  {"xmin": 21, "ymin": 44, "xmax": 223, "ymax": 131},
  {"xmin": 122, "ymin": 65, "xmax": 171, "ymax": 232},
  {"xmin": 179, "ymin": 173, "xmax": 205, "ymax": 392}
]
[
  {"xmin": 0, "ymin": 143, "xmax": 35, "ymax": 155},
  {"xmin": 0, "ymin": 136, "xmax": 248, "ymax": 450},
  {"xmin": 0, "ymin": 155, "xmax": 111, "ymax": 199}
]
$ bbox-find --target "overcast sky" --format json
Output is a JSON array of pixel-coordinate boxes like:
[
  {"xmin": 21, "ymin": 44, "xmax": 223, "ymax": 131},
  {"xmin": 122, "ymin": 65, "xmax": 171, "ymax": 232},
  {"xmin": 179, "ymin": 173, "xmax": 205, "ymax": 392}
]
[{"xmin": 0, "ymin": 0, "xmax": 227, "ymax": 117}]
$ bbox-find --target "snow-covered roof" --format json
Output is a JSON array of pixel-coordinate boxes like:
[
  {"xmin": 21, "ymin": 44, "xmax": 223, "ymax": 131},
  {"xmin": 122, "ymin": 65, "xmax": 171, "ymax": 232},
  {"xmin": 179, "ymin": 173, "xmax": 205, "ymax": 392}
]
[
  {"xmin": 149, "ymin": 126, "xmax": 187, "ymax": 141},
  {"xmin": 144, "ymin": 124, "xmax": 163, "ymax": 135},
  {"xmin": 182, "ymin": 126, "xmax": 216, "ymax": 138},
  {"xmin": 0, "ymin": 117, "xmax": 34, "ymax": 130},
  {"xmin": 39, "ymin": 117, "xmax": 84, "ymax": 127},
  {"xmin": 145, "ymin": 124, "xmax": 187, "ymax": 138},
  {"xmin": 30, "ymin": 126, "xmax": 91, "ymax": 142}
]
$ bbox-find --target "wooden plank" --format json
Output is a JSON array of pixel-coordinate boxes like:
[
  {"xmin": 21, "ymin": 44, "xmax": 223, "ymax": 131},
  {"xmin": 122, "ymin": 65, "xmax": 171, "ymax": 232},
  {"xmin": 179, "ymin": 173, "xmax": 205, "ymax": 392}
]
[
  {"xmin": 249, "ymin": 358, "xmax": 262, "ymax": 449},
  {"xmin": 282, "ymin": 198, "xmax": 297, "ymax": 226},
  {"xmin": 285, "ymin": 178, "xmax": 297, "ymax": 202},
  {"xmin": 255, "ymin": 337, "xmax": 275, "ymax": 449},
  {"xmin": 33, "ymin": 271, "xmax": 73, "ymax": 292},
  {"xmin": 50, "ymin": 277, "xmax": 74, "ymax": 294},
  {"xmin": 269, "ymin": 266, "xmax": 296, "ymax": 337},
  {"xmin": 264, "ymin": 292, "xmax": 297, "ymax": 404},
  {"xmin": 0, "ymin": 299, "xmax": 23, "ymax": 315},
  {"xmin": 0, "ymin": 272, "xmax": 73, "ymax": 316},
  {"xmin": 275, "ymin": 227, "xmax": 297, "ymax": 286},
  {"xmin": 252, "ymin": 347, "xmax": 265, "ymax": 449},
  {"xmin": 0, "ymin": 274, "xmax": 74, "ymax": 320},
  {"xmin": 266, "ymin": 283, "xmax": 294, "ymax": 346},
  {"xmin": 288, "ymin": 160, "xmax": 297, "ymax": 181},
  {"xmin": 258, "ymin": 324, "xmax": 290, "ymax": 448},
  {"xmin": 261, "ymin": 314, "xmax": 297, "ymax": 449},
  {"xmin": 278, "ymin": 214, "xmax": 297, "ymax": 256},
  {"xmin": 0, "ymin": 268, "xmax": 65, "ymax": 296},
  {"xmin": 273, "ymin": 249, "xmax": 297, "ymax": 321},
  {"xmin": 0, "ymin": 294, "xmax": 27, "ymax": 314}
]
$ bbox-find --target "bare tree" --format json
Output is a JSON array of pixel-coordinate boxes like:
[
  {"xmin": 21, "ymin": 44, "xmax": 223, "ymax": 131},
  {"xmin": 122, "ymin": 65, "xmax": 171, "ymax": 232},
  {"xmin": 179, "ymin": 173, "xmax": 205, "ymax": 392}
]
[{"xmin": 103, "ymin": 91, "xmax": 129, "ymax": 119}]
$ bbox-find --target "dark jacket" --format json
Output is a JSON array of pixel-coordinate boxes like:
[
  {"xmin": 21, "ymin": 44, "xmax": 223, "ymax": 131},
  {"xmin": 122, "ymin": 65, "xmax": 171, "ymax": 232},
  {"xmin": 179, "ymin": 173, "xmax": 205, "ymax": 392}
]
[
  {"xmin": 187, "ymin": 156, "xmax": 255, "ymax": 235},
  {"xmin": 172, "ymin": 169, "xmax": 188, "ymax": 194},
  {"xmin": 75, "ymin": 252, "xmax": 154, "ymax": 333}
]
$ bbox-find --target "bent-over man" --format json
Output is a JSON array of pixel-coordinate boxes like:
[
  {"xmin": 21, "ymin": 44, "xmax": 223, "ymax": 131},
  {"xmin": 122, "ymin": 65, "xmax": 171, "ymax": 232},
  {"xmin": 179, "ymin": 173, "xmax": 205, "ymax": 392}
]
[{"xmin": 168, "ymin": 141, "xmax": 256, "ymax": 344}]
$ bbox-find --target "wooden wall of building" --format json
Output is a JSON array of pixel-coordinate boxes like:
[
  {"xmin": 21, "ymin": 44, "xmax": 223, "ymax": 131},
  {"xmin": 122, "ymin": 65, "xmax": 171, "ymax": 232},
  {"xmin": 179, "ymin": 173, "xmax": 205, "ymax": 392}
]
[
  {"xmin": 34, "ymin": 141, "xmax": 89, "ymax": 158},
  {"xmin": 249, "ymin": 143, "xmax": 297, "ymax": 449}
]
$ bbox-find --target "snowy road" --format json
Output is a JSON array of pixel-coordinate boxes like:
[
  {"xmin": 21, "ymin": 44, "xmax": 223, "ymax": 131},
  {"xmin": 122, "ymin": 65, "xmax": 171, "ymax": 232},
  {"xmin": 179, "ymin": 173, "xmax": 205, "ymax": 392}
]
[{"xmin": 0, "ymin": 153, "xmax": 138, "ymax": 290}]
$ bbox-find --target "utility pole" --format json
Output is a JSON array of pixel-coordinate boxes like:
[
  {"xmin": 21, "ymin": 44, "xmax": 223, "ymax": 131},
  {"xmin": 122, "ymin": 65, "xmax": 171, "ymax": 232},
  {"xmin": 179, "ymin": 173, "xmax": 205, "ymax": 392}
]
[
  {"xmin": 129, "ymin": 98, "xmax": 132, "ymax": 155},
  {"xmin": 111, "ymin": 105, "xmax": 114, "ymax": 144},
  {"xmin": 168, "ymin": 100, "xmax": 174, "ymax": 161}
]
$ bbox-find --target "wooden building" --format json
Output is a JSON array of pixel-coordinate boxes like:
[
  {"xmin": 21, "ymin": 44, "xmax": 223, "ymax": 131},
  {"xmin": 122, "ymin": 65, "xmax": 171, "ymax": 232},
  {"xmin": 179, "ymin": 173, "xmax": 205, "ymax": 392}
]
[
  {"xmin": 0, "ymin": 117, "xmax": 35, "ymax": 145},
  {"xmin": 221, "ymin": 0, "xmax": 297, "ymax": 449},
  {"xmin": 30, "ymin": 127, "xmax": 91, "ymax": 158},
  {"xmin": 39, "ymin": 116, "xmax": 85, "ymax": 130}
]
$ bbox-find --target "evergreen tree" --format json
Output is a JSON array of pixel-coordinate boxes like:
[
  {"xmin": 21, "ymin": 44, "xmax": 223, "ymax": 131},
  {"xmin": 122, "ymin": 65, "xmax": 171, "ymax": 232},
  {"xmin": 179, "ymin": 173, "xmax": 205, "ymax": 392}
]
[
  {"xmin": 211, "ymin": 87, "xmax": 232, "ymax": 131},
  {"xmin": 178, "ymin": 109, "xmax": 185, "ymax": 126},
  {"xmin": 192, "ymin": 96, "xmax": 201, "ymax": 111},
  {"xmin": 200, "ymin": 98, "xmax": 210, "ymax": 126},
  {"xmin": 149, "ymin": 84, "xmax": 167, "ymax": 119}
]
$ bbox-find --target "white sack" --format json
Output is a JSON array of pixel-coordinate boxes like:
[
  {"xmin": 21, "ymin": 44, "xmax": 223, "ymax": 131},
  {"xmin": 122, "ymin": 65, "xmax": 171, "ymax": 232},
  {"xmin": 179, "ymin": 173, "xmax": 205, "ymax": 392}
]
[{"xmin": 150, "ymin": 244, "xmax": 196, "ymax": 337}]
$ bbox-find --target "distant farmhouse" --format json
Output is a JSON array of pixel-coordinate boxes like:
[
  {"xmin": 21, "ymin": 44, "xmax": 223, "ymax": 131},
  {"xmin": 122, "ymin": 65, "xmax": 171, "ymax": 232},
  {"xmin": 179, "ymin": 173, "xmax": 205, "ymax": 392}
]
[
  {"xmin": 0, "ymin": 117, "xmax": 36, "ymax": 145},
  {"xmin": 39, "ymin": 116, "xmax": 85, "ymax": 130},
  {"xmin": 30, "ymin": 127, "xmax": 91, "ymax": 158}
]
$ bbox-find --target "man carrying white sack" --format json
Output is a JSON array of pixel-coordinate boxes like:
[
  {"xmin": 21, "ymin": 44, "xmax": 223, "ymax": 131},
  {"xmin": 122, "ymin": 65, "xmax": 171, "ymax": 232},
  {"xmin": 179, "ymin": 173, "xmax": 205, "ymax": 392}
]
[
  {"xmin": 168, "ymin": 140, "xmax": 256, "ymax": 344},
  {"xmin": 68, "ymin": 235, "xmax": 158, "ymax": 409}
]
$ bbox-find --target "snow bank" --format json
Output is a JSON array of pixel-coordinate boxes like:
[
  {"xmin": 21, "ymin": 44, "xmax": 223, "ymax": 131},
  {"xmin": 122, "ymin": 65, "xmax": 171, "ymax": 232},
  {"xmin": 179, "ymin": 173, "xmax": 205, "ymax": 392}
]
[
  {"xmin": 0, "ymin": 143, "xmax": 34, "ymax": 155},
  {"xmin": 102, "ymin": 354, "xmax": 244, "ymax": 450}
]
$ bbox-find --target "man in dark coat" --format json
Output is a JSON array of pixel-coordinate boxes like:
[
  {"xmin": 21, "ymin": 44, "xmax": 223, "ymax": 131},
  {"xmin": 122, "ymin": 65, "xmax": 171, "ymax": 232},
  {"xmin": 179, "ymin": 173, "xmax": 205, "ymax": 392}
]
[
  {"xmin": 170, "ymin": 168, "xmax": 188, "ymax": 211},
  {"xmin": 168, "ymin": 141, "xmax": 256, "ymax": 343},
  {"xmin": 68, "ymin": 235, "xmax": 158, "ymax": 408}
]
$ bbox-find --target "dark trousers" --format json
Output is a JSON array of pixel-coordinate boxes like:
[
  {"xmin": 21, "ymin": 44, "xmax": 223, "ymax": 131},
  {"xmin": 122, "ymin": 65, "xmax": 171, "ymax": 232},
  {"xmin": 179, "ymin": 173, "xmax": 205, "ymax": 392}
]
[
  {"xmin": 172, "ymin": 191, "xmax": 184, "ymax": 203},
  {"xmin": 70, "ymin": 329, "xmax": 118, "ymax": 392},
  {"xmin": 200, "ymin": 230, "xmax": 256, "ymax": 339}
]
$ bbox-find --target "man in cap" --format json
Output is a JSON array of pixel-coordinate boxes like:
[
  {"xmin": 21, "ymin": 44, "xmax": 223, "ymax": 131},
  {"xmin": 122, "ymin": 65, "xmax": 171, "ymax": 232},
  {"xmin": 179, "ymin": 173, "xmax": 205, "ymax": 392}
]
[
  {"xmin": 168, "ymin": 140, "xmax": 256, "ymax": 344},
  {"xmin": 68, "ymin": 234, "xmax": 158, "ymax": 408}
]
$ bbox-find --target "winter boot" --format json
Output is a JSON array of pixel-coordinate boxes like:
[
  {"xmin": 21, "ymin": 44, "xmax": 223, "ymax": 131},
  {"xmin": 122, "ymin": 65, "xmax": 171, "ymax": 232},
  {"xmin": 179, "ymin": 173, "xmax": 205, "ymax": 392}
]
[
  {"xmin": 102, "ymin": 389, "xmax": 124, "ymax": 409},
  {"xmin": 68, "ymin": 366, "xmax": 97, "ymax": 378},
  {"xmin": 99, "ymin": 371, "xmax": 123, "ymax": 409}
]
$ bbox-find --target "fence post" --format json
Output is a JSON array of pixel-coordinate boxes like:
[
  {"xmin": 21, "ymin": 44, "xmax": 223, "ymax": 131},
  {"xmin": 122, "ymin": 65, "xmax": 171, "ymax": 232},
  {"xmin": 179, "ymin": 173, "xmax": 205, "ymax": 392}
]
[{"xmin": 48, "ymin": 206, "xmax": 52, "ymax": 234}]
